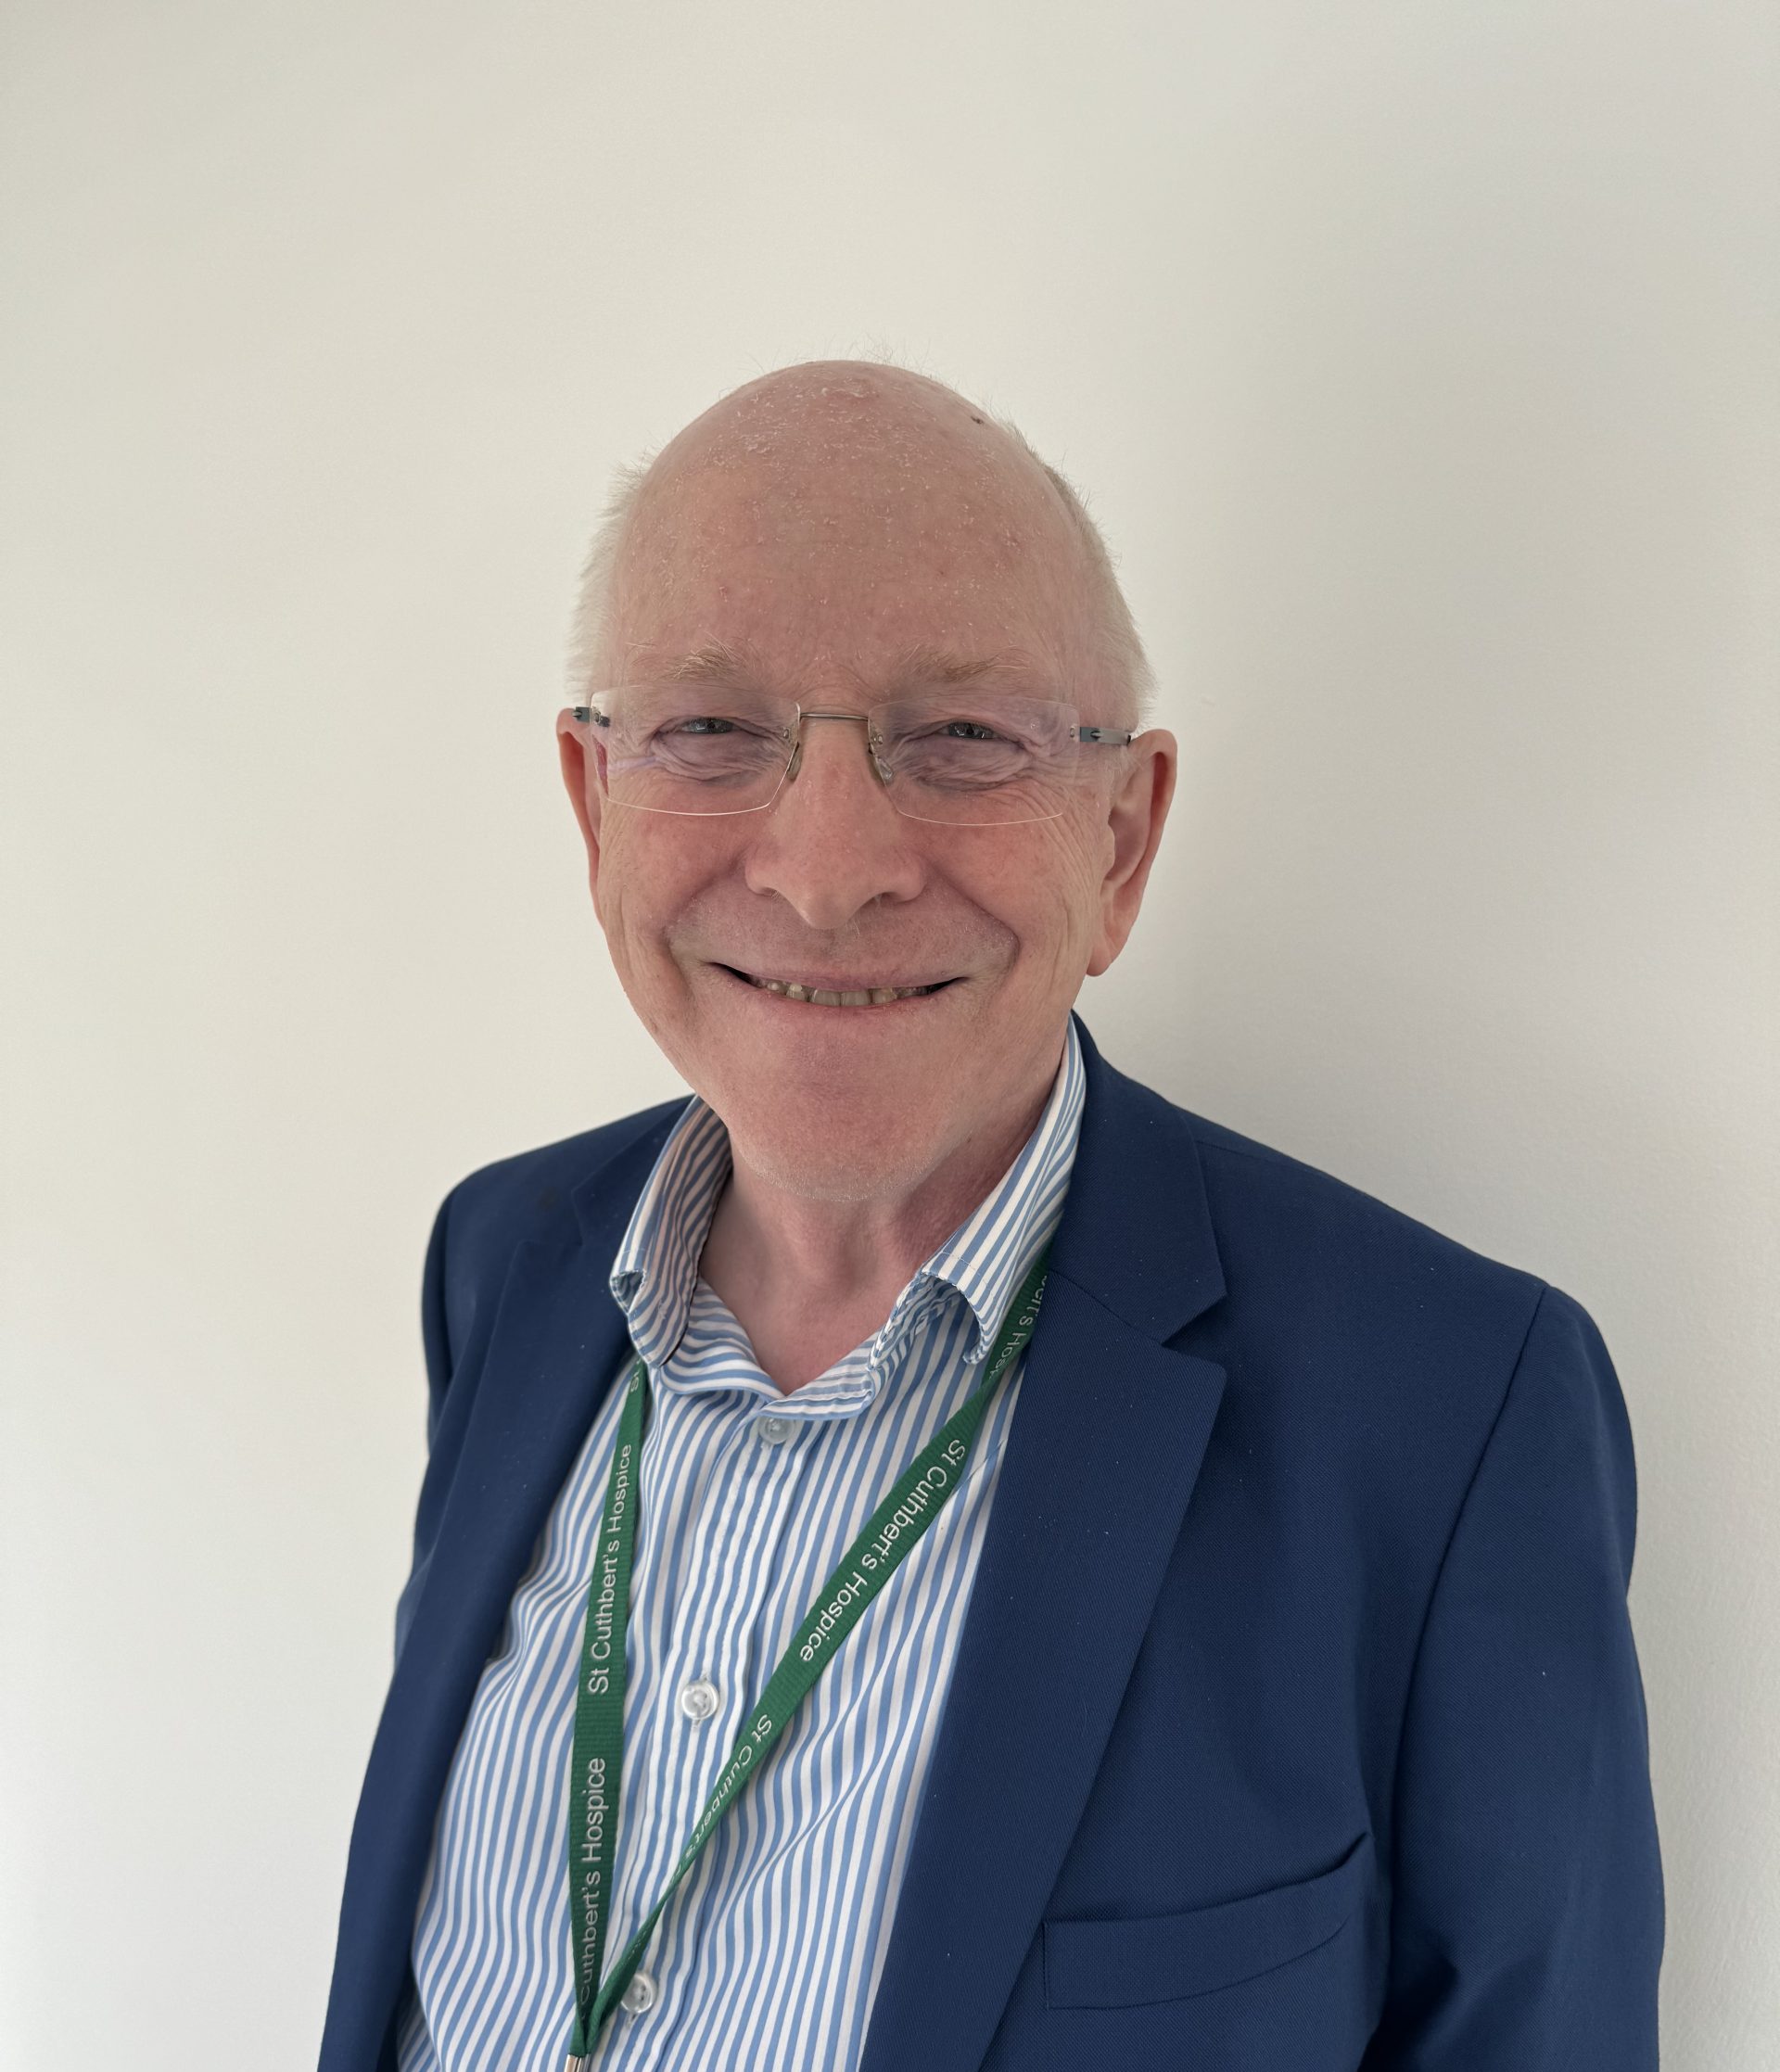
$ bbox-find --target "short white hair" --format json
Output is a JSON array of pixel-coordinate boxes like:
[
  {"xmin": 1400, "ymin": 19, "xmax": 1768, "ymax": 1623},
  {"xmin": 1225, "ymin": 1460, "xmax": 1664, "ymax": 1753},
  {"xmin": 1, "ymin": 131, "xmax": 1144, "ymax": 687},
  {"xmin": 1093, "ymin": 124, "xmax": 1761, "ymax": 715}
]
[{"xmin": 566, "ymin": 395, "xmax": 1155, "ymax": 727}]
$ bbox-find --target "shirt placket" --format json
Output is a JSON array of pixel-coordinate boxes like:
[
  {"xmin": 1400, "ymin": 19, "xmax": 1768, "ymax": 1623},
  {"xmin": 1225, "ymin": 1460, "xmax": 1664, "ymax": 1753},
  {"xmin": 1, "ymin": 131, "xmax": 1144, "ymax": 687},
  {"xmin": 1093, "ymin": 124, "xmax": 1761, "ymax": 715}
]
[{"xmin": 599, "ymin": 1376, "xmax": 832, "ymax": 2063}]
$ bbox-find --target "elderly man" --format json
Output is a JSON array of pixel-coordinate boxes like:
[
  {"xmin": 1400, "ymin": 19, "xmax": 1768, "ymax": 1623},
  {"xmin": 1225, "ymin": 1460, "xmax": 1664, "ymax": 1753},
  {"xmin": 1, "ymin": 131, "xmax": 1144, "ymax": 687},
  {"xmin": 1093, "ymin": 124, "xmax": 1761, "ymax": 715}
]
[{"xmin": 321, "ymin": 362, "xmax": 1662, "ymax": 2071}]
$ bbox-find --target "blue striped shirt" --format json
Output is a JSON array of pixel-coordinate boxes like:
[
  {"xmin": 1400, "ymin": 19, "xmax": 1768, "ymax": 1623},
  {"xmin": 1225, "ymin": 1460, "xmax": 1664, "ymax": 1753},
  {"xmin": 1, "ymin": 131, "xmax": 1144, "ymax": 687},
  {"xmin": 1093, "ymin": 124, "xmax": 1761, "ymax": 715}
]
[{"xmin": 397, "ymin": 1019, "xmax": 1086, "ymax": 2070}]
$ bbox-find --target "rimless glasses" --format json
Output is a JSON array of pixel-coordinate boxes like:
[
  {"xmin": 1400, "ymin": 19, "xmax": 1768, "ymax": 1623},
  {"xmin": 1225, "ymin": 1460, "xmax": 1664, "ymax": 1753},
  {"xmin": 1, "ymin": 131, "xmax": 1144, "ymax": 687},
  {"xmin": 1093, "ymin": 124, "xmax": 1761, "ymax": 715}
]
[{"xmin": 560, "ymin": 684, "xmax": 1136, "ymax": 829}]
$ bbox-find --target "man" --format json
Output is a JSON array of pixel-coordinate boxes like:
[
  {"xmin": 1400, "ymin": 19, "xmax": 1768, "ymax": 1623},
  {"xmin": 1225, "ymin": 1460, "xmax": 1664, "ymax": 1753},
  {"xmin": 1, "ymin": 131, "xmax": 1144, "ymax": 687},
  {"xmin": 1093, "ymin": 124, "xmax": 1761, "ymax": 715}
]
[{"xmin": 322, "ymin": 362, "xmax": 1663, "ymax": 2071}]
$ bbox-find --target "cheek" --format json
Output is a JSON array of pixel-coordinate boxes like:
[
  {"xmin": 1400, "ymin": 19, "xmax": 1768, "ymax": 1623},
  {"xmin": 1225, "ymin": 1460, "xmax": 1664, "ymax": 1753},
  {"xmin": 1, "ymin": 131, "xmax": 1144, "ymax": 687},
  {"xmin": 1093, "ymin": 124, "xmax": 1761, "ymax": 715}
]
[
  {"xmin": 602, "ymin": 821, "xmax": 738, "ymax": 974},
  {"xmin": 973, "ymin": 821, "xmax": 1106, "ymax": 965},
  {"xmin": 597, "ymin": 825, "xmax": 675, "ymax": 964}
]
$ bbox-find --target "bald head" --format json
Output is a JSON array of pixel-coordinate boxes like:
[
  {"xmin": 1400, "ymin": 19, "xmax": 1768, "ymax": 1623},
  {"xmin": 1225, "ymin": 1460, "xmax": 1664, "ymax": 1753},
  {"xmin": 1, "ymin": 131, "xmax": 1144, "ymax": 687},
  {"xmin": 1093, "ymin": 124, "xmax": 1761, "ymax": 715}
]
[{"xmin": 570, "ymin": 361, "xmax": 1152, "ymax": 727}]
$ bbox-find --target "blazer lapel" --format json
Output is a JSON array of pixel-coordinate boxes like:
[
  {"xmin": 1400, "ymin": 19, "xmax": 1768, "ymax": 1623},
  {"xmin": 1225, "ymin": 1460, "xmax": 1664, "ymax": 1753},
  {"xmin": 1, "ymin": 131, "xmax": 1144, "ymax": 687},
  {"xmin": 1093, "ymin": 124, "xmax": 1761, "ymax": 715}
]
[
  {"xmin": 329, "ymin": 1119, "xmax": 676, "ymax": 2069},
  {"xmin": 859, "ymin": 1020, "xmax": 1230, "ymax": 2072}
]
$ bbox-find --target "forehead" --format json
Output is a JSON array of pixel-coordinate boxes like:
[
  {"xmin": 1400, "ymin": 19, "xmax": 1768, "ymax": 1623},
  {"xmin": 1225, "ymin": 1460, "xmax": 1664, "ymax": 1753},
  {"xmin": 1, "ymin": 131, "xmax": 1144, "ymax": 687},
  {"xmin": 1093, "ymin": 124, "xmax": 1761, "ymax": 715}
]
[
  {"xmin": 604, "ymin": 371, "xmax": 1102, "ymax": 694},
  {"xmin": 642, "ymin": 635, "xmax": 1063, "ymax": 705}
]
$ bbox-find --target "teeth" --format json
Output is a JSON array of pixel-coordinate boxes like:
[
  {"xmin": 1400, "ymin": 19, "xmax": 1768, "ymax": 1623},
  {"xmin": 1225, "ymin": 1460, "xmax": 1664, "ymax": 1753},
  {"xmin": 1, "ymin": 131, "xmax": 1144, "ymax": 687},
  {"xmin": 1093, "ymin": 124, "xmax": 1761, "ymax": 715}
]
[{"xmin": 744, "ymin": 973, "xmax": 938, "ymax": 1006}]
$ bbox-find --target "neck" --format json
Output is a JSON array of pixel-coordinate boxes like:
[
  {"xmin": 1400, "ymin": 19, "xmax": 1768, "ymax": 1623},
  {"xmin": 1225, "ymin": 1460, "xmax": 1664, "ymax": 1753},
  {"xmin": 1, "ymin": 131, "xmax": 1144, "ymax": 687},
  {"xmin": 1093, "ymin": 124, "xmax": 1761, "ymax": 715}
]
[{"xmin": 697, "ymin": 1031, "xmax": 1064, "ymax": 1391}]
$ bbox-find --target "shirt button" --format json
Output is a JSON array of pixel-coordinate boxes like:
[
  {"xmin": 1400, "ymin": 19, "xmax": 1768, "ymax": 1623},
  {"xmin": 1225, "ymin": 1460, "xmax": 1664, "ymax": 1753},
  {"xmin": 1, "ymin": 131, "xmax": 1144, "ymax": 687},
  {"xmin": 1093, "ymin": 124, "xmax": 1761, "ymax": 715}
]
[
  {"xmin": 756, "ymin": 1416, "xmax": 795, "ymax": 1445},
  {"xmin": 679, "ymin": 1677, "xmax": 720, "ymax": 1722},
  {"xmin": 620, "ymin": 1969, "xmax": 656, "ymax": 2014}
]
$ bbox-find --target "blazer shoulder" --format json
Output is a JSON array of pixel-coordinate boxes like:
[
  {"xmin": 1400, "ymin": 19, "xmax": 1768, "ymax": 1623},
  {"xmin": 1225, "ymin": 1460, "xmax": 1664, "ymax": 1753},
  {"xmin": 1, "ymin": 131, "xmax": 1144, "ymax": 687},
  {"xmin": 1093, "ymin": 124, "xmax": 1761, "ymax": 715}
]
[
  {"xmin": 1174, "ymin": 1098, "xmax": 1551, "ymax": 1324},
  {"xmin": 440, "ymin": 1095, "xmax": 692, "ymax": 1265},
  {"xmin": 1134, "ymin": 1094, "xmax": 1584, "ymax": 1486}
]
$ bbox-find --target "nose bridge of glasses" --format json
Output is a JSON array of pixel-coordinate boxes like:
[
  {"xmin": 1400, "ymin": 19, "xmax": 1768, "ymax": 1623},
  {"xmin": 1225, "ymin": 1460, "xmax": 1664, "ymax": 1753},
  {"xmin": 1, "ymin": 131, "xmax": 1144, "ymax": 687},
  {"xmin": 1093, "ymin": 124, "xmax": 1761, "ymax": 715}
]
[{"xmin": 787, "ymin": 706, "xmax": 891, "ymax": 787}]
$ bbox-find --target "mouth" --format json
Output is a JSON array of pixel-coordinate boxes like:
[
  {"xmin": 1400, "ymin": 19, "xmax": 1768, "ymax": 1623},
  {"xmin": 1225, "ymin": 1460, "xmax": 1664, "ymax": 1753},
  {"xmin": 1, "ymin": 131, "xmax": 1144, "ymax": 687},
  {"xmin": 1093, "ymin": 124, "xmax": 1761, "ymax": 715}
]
[{"xmin": 715, "ymin": 963, "xmax": 960, "ymax": 1009}]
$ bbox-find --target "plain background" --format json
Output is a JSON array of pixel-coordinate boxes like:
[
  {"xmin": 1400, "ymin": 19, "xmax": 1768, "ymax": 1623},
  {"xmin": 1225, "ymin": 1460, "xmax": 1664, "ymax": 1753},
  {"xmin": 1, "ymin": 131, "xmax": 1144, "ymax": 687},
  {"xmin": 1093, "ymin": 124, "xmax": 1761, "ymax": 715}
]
[{"xmin": 3, "ymin": 2, "xmax": 1774, "ymax": 2066}]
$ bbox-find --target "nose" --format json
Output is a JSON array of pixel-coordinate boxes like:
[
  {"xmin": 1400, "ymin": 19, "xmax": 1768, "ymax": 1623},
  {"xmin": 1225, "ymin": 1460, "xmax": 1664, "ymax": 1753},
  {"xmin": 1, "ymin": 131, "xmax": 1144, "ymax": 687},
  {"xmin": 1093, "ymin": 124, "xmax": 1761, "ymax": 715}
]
[{"xmin": 742, "ymin": 712, "xmax": 925, "ymax": 930}]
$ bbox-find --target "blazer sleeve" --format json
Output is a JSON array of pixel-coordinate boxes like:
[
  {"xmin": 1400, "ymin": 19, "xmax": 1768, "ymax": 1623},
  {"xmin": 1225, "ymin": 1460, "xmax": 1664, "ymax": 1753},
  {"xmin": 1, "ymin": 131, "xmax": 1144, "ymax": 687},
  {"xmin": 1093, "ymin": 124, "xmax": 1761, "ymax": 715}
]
[
  {"xmin": 1362, "ymin": 1284, "xmax": 1664, "ymax": 2070},
  {"xmin": 392, "ymin": 1184, "xmax": 458, "ymax": 1663}
]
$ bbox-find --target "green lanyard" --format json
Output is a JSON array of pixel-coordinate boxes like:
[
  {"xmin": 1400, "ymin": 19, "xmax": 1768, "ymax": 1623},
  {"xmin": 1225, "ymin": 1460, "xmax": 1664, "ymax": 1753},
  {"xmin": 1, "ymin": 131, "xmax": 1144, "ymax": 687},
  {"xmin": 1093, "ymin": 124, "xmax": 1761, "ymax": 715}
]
[{"xmin": 562, "ymin": 1248, "xmax": 1052, "ymax": 2068}]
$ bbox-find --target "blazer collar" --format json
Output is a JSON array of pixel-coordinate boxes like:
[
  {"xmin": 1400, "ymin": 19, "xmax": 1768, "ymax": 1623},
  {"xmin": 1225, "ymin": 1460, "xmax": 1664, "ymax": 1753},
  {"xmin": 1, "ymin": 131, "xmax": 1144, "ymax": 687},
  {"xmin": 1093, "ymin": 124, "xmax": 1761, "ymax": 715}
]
[
  {"xmin": 1051, "ymin": 1010, "xmax": 1226, "ymax": 1334},
  {"xmin": 568, "ymin": 1011, "xmax": 1225, "ymax": 1339}
]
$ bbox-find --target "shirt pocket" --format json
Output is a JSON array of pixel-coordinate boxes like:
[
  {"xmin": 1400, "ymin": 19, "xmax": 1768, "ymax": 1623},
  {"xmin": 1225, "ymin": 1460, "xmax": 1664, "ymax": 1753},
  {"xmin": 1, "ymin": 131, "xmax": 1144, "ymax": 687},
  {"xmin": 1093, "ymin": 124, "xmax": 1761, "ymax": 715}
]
[{"xmin": 1041, "ymin": 1830, "xmax": 1373, "ymax": 2011}]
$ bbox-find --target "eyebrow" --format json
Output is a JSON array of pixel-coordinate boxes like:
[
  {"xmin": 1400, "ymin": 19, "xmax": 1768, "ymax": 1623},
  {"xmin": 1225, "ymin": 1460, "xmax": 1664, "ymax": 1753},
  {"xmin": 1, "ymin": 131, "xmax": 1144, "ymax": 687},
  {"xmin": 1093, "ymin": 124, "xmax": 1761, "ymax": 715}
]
[
  {"xmin": 884, "ymin": 642, "xmax": 1036, "ymax": 688},
  {"xmin": 656, "ymin": 641, "xmax": 1041, "ymax": 692},
  {"xmin": 663, "ymin": 642, "xmax": 766, "ymax": 685}
]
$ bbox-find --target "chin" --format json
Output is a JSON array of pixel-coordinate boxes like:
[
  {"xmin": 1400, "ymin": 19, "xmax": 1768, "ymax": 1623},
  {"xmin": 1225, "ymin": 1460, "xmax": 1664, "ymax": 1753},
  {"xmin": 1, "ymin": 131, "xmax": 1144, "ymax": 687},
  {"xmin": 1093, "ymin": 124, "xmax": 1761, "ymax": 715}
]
[{"xmin": 717, "ymin": 1090, "xmax": 936, "ymax": 1204}]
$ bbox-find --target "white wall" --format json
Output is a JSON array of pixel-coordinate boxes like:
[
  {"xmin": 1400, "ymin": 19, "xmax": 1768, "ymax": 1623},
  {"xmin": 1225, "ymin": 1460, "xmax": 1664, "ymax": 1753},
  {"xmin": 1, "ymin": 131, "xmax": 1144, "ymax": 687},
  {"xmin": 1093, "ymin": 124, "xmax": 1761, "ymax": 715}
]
[{"xmin": 3, "ymin": 2, "xmax": 1774, "ymax": 2065}]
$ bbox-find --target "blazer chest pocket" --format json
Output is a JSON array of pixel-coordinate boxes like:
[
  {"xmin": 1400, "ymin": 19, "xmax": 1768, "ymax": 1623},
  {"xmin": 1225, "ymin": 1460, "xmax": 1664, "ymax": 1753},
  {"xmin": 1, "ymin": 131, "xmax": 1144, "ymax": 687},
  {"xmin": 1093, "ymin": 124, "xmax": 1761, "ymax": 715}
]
[{"xmin": 1042, "ymin": 1830, "xmax": 1373, "ymax": 2011}]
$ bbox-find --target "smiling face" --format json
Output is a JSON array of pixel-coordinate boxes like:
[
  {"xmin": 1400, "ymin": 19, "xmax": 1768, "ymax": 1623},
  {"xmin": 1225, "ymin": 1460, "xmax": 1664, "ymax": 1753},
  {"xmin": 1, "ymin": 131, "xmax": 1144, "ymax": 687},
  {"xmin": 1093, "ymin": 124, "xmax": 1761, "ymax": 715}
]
[{"xmin": 559, "ymin": 362, "xmax": 1176, "ymax": 1206}]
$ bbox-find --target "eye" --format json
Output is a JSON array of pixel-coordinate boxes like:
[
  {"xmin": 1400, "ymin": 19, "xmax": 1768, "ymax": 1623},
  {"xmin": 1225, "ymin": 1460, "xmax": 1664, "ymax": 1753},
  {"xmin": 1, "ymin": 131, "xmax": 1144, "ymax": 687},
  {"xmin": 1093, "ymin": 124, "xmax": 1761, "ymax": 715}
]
[
  {"xmin": 646, "ymin": 709, "xmax": 788, "ymax": 751},
  {"xmin": 664, "ymin": 714, "xmax": 742, "ymax": 736},
  {"xmin": 933, "ymin": 718, "xmax": 1007, "ymax": 743}
]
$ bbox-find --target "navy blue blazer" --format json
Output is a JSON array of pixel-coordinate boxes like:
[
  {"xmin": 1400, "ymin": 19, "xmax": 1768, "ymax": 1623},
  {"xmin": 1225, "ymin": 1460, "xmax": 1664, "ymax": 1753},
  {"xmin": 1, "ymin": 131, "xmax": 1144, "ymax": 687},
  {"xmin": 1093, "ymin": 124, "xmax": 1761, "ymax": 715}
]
[{"xmin": 321, "ymin": 1016, "xmax": 1663, "ymax": 2070}]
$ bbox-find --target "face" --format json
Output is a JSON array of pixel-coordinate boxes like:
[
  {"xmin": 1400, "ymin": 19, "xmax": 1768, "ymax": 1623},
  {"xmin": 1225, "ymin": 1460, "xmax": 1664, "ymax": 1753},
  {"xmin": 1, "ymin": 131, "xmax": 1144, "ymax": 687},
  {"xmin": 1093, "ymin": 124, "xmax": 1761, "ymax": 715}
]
[{"xmin": 559, "ymin": 364, "xmax": 1176, "ymax": 1206}]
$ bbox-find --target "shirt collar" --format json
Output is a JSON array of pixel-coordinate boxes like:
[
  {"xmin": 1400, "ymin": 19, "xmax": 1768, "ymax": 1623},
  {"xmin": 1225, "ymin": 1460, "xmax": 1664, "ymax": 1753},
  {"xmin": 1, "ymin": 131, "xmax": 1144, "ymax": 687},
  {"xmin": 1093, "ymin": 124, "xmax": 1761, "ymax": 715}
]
[{"xmin": 609, "ymin": 1018, "xmax": 1087, "ymax": 1379}]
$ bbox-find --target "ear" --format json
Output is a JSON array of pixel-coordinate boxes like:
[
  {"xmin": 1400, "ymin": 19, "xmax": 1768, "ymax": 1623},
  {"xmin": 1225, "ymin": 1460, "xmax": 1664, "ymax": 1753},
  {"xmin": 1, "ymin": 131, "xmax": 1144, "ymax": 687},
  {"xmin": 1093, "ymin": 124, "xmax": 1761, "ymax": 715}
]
[
  {"xmin": 1087, "ymin": 728, "xmax": 1176, "ymax": 977},
  {"xmin": 555, "ymin": 708, "xmax": 606, "ymax": 909}
]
